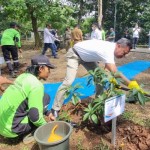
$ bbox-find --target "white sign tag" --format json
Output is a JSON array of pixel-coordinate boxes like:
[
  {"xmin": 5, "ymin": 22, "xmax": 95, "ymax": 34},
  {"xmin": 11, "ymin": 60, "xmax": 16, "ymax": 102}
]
[{"xmin": 104, "ymin": 95, "xmax": 125, "ymax": 122}]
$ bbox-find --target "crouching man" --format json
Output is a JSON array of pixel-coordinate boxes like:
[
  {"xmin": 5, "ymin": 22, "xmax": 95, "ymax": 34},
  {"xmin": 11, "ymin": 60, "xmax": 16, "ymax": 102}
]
[{"xmin": 0, "ymin": 55, "xmax": 55, "ymax": 143}]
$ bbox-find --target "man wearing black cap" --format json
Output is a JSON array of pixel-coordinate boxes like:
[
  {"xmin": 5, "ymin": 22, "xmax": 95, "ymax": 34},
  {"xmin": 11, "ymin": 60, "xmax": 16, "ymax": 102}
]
[
  {"xmin": 0, "ymin": 55, "xmax": 55, "ymax": 144},
  {"xmin": 1, "ymin": 22, "xmax": 22, "ymax": 78}
]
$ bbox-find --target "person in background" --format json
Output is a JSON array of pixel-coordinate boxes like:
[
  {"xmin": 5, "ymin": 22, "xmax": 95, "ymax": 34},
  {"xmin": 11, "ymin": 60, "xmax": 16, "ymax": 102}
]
[
  {"xmin": 148, "ymin": 31, "xmax": 150, "ymax": 50},
  {"xmin": 0, "ymin": 55, "xmax": 55, "ymax": 144},
  {"xmin": 42, "ymin": 24, "xmax": 59, "ymax": 59},
  {"xmin": 50, "ymin": 29, "xmax": 60, "ymax": 52},
  {"xmin": 107, "ymin": 28, "xmax": 115, "ymax": 42},
  {"xmin": 100, "ymin": 26, "xmax": 106, "ymax": 41},
  {"xmin": 64, "ymin": 27, "xmax": 72, "ymax": 52},
  {"xmin": 91, "ymin": 23, "xmax": 102, "ymax": 40},
  {"xmin": 123, "ymin": 29, "xmax": 132, "ymax": 41},
  {"xmin": 132, "ymin": 23, "xmax": 141, "ymax": 49},
  {"xmin": 51, "ymin": 38, "xmax": 140, "ymax": 117},
  {"xmin": 1, "ymin": 22, "xmax": 22, "ymax": 78},
  {"xmin": 71, "ymin": 24, "xmax": 83, "ymax": 45}
]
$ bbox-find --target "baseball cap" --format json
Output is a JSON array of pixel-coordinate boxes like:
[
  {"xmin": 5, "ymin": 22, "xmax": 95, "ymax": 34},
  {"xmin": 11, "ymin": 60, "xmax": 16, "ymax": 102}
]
[{"xmin": 31, "ymin": 55, "xmax": 56, "ymax": 69}]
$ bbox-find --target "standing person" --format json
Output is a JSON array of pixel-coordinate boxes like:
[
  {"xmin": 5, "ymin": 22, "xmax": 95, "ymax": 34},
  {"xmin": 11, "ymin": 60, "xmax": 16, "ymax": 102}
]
[
  {"xmin": 101, "ymin": 27, "xmax": 106, "ymax": 41},
  {"xmin": 50, "ymin": 29, "xmax": 60, "ymax": 52},
  {"xmin": 71, "ymin": 24, "xmax": 83, "ymax": 45},
  {"xmin": 148, "ymin": 31, "xmax": 150, "ymax": 50},
  {"xmin": 52, "ymin": 38, "xmax": 137, "ymax": 117},
  {"xmin": 1, "ymin": 22, "xmax": 22, "ymax": 78},
  {"xmin": 107, "ymin": 28, "xmax": 115, "ymax": 42},
  {"xmin": 54, "ymin": 29, "xmax": 60, "ymax": 52},
  {"xmin": 91, "ymin": 23, "xmax": 102, "ymax": 40},
  {"xmin": 123, "ymin": 29, "xmax": 132, "ymax": 40},
  {"xmin": 41, "ymin": 24, "xmax": 59, "ymax": 59},
  {"xmin": 0, "ymin": 55, "xmax": 55, "ymax": 143},
  {"xmin": 64, "ymin": 27, "xmax": 72, "ymax": 52},
  {"xmin": 132, "ymin": 23, "xmax": 141, "ymax": 49}
]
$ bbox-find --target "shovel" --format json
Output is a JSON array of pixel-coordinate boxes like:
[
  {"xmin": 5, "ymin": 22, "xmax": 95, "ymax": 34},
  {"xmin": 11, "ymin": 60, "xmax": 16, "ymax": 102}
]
[
  {"xmin": 117, "ymin": 86, "xmax": 150, "ymax": 97},
  {"xmin": 48, "ymin": 125, "xmax": 63, "ymax": 142}
]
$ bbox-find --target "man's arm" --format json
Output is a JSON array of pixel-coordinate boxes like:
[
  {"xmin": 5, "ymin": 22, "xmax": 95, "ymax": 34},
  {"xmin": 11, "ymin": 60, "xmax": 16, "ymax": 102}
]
[
  {"xmin": 0, "ymin": 76, "xmax": 13, "ymax": 85},
  {"xmin": 105, "ymin": 63, "xmax": 130, "ymax": 85},
  {"xmin": 0, "ymin": 76, "xmax": 13, "ymax": 92}
]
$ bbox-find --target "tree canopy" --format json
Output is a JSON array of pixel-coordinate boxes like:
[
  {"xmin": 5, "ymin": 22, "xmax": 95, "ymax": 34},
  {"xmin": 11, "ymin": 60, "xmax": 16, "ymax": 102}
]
[{"xmin": 0, "ymin": 0, "xmax": 149, "ymax": 47}]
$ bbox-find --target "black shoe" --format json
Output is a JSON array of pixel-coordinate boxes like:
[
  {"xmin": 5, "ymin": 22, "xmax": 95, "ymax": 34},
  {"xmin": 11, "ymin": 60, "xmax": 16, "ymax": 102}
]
[
  {"xmin": 67, "ymin": 121, "xmax": 79, "ymax": 128},
  {"xmin": 54, "ymin": 56, "xmax": 59, "ymax": 59},
  {"xmin": 51, "ymin": 109, "xmax": 59, "ymax": 118},
  {"xmin": 23, "ymin": 132, "xmax": 35, "ymax": 144},
  {"xmin": 14, "ymin": 69, "xmax": 19, "ymax": 73},
  {"xmin": 10, "ymin": 72, "xmax": 17, "ymax": 78}
]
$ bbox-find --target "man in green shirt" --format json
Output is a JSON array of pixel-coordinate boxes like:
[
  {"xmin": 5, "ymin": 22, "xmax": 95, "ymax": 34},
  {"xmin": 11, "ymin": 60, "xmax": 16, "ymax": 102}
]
[
  {"xmin": 1, "ymin": 22, "xmax": 22, "ymax": 78},
  {"xmin": 0, "ymin": 55, "xmax": 55, "ymax": 143}
]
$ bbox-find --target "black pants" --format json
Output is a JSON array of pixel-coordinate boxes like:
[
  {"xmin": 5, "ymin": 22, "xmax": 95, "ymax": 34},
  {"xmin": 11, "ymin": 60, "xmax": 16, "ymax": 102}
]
[
  {"xmin": 12, "ymin": 93, "xmax": 51, "ymax": 137},
  {"xmin": 2, "ymin": 45, "xmax": 19, "ymax": 72},
  {"xmin": 2, "ymin": 45, "xmax": 18, "ymax": 62},
  {"xmin": 133, "ymin": 37, "xmax": 139, "ymax": 49}
]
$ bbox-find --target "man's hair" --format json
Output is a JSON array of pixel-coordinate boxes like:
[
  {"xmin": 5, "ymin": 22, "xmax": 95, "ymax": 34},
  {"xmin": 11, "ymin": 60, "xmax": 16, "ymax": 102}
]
[
  {"xmin": 74, "ymin": 24, "xmax": 80, "ymax": 28},
  {"xmin": 46, "ymin": 23, "xmax": 51, "ymax": 28},
  {"xmin": 10, "ymin": 22, "xmax": 17, "ymax": 28},
  {"xmin": 92, "ymin": 23, "xmax": 98, "ymax": 27},
  {"xmin": 116, "ymin": 38, "xmax": 132, "ymax": 50}
]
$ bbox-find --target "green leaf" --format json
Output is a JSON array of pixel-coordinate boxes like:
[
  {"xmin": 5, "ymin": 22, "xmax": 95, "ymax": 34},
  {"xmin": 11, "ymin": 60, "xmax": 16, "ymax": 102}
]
[
  {"xmin": 84, "ymin": 108, "xmax": 90, "ymax": 112},
  {"xmin": 83, "ymin": 113, "xmax": 90, "ymax": 121},
  {"xmin": 138, "ymin": 92, "xmax": 145, "ymax": 105},
  {"xmin": 91, "ymin": 114, "xmax": 98, "ymax": 124}
]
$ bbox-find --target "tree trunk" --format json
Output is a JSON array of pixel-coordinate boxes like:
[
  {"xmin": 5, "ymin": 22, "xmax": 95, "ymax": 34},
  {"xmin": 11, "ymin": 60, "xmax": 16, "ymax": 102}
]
[
  {"xmin": 78, "ymin": 0, "xmax": 83, "ymax": 26},
  {"xmin": 25, "ymin": 2, "xmax": 42, "ymax": 50},
  {"xmin": 98, "ymin": 0, "xmax": 103, "ymax": 27},
  {"xmin": 30, "ymin": 13, "xmax": 42, "ymax": 49}
]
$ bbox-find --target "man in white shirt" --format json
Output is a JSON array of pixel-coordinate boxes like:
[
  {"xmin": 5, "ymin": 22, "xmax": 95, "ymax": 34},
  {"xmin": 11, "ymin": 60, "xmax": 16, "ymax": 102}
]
[
  {"xmin": 132, "ymin": 24, "xmax": 141, "ymax": 49},
  {"xmin": 52, "ymin": 38, "xmax": 133, "ymax": 116},
  {"xmin": 91, "ymin": 23, "xmax": 102, "ymax": 40},
  {"xmin": 42, "ymin": 24, "xmax": 59, "ymax": 59}
]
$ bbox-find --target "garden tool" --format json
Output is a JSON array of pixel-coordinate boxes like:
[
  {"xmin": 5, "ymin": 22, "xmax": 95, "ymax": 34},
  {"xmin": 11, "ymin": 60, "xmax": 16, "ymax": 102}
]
[
  {"xmin": 48, "ymin": 125, "xmax": 63, "ymax": 142},
  {"xmin": 117, "ymin": 85, "xmax": 150, "ymax": 97}
]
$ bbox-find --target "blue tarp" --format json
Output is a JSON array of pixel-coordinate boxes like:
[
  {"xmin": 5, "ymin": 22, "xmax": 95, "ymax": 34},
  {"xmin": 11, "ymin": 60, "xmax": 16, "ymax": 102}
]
[
  {"xmin": 44, "ymin": 60, "xmax": 150, "ymax": 109},
  {"xmin": 1, "ymin": 60, "xmax": 150, "ymax": 109}
]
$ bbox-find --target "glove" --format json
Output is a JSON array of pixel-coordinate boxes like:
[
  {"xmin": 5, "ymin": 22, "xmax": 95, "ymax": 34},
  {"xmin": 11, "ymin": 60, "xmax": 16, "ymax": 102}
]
[
  {"xmin": 110, "ymin": 78, "xmax": 118, "ymax": 85},
  {"xmin": 128, "ymin": 81, "xmax": 140, "ymax": 90},
  {"xmin": 128, "ymin": 81, "xmax": 146, "ymax": 94}
]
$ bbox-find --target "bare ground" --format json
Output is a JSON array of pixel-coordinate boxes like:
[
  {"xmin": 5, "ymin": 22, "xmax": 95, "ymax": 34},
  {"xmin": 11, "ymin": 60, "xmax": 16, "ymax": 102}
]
[{"xmin": 0, "ymin": 46, "xmax": 150, "ymax": 150}]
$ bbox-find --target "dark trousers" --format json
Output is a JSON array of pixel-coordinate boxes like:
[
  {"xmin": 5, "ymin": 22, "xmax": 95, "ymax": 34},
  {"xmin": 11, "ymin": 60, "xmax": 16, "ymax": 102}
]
[
  {"xmin": 55, "ymin": 41, "xmax": 60, "ymax": 50},
  {"xmin": 42, "ymin": 43, "xmax": 57, "ymax": 57},
  {"xmin": 12, "ymin": 93, "xmax": 50, "ymax": 137},
  {"xmin": 2, "ymin": 45, "xmax": 19, "ymax": 72},
  {"xmin": 133, "ymin": 37, "xmax": 139, "ymax": 49}
]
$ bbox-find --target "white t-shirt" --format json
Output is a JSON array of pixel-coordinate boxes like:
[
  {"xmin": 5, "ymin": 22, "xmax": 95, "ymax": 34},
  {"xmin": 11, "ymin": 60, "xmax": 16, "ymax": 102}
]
[
  {"xmin": 133, "ymin": 28, "xmax": 140, "ymax": 38},
  {"xmin": 91, "ymin": 28, "xmax": 102, "ymax": 40},
  {"xmin": 73, "ymin": 39, "xmax": 116, "ymax": 64},
  {"xmin": 44, "ymin": 28, "xmax": 56, "ymax": 43}
]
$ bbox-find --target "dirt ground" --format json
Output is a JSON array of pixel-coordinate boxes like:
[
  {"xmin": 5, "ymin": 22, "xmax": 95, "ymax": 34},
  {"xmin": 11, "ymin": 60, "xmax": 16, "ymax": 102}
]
[{"xmin": 0, "ymin": 45, "xmax": 150, "ymax": 150}]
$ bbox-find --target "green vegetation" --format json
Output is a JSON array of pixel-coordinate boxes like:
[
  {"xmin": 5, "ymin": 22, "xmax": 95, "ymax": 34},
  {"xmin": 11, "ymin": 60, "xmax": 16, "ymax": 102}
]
[{"xmin": 0, "ymin": 0, "xmax": 150, "ymax": 47}]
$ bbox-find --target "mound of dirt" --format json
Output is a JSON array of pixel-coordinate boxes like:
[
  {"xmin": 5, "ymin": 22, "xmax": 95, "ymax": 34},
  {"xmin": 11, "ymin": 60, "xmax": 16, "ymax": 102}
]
[{"xmin": 117, "ymin": 121, "xmax": 150, "ymax": 150}]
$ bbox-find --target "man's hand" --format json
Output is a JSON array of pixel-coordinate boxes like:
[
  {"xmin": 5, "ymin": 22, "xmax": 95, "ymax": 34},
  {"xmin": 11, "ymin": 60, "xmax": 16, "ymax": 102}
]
[{"xmin": 47, "ymin": 113, "xmax": 55, "ymax": 122}]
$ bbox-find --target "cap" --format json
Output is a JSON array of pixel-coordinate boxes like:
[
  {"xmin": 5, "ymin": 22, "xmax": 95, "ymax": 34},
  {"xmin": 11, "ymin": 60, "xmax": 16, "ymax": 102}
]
[{"xmin": 31, "ymin": 55, "xmax": 56, "ymax": 69}]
